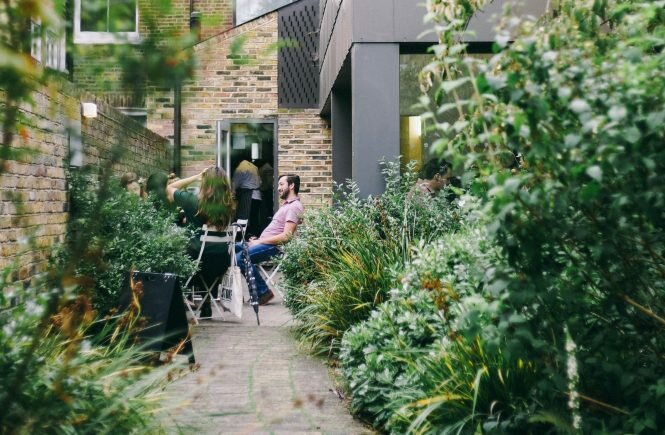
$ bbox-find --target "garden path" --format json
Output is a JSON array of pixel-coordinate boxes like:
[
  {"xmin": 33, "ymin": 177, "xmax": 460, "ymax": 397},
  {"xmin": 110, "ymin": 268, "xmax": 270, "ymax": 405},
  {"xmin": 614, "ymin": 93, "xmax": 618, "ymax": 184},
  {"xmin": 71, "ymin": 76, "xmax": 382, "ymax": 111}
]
[{"xmin": 162, "ymin": 291, "xmax": 371, "ymax": 434}]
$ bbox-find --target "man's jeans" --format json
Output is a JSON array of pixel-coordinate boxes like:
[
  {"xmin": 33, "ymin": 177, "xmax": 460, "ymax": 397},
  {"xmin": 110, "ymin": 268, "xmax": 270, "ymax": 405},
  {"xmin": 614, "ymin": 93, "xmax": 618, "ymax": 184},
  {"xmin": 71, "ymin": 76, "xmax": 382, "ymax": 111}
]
[{"xmin": 235, "ymin": 242, "xmax": 280, "ymax": 297}]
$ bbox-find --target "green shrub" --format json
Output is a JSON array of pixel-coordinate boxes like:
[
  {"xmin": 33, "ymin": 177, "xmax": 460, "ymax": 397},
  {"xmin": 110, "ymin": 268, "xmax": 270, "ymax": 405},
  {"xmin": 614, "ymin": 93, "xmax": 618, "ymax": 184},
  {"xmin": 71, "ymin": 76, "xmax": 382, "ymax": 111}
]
[
  {"xmin": 340, "ymin": 283, "xmax": 449, "ymax": 429},
  {"xmin": 0, "ymin": 273, "xmax": 183, "ymax": 434},
  {"xmin": 424, "ymin": 0, "xmax": 665, "ymax": 431},
  {"xmin": 279, "ymin": 180, "xmax": 379, "ymax": 298},
  {"xmin": 293, "ymin": 228, "xmax": 402, "ymax": 356},
  {"xmin": 54, "ymin": 171, "xmax": 197, "ymax": 314},
  {"xmin": 340, "ymin": 225, "xmax": 522, "ymax": 432},
  {"xmin": 281, "ymin": 161, "xmax": 463, "ymax": 355}
]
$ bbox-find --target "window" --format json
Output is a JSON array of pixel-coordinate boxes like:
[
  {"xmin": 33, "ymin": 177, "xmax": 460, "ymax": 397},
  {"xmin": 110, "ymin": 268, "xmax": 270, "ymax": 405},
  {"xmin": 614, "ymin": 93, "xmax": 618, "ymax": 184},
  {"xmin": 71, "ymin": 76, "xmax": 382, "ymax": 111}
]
[
  {"xmin": 399, "ymin": 53, "xmax": 490, "ymax": 170},
  {"xmin": 31, "ymin": 19, "xmax": 67, "ymax": 73},
  {"xmin": 235, "ymin": 0, "xmax": 297, "ymax": 26},
  {"xmin": 74, "ymin": 0, "xmax": 139, "ymax": 44}
]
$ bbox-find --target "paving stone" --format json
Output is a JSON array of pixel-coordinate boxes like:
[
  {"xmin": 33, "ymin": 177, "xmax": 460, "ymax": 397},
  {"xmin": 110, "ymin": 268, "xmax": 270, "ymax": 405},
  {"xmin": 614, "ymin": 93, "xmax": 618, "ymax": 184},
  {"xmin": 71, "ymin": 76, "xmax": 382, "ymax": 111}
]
[{"xmin": 162, "ymin": 294, "xmax": 372, "ymax": 434}]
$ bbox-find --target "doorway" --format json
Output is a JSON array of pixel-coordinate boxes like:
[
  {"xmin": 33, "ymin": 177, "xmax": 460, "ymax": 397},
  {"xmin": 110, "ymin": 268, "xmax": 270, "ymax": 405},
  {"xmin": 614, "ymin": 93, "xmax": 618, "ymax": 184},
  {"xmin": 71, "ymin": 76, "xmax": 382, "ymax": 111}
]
[{"xmin": 216, "ymin": 119, "xmax": 276, "ymax": 237}]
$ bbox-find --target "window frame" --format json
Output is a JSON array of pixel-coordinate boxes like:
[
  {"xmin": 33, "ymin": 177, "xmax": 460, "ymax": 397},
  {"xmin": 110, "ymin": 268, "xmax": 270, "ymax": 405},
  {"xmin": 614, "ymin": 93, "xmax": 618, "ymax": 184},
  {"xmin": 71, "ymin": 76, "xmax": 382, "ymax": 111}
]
[
  {"xmin": 74, "ymin": 0, "xmax": 140, "ymax": 44},
  {"xmin": 31, "ymin": 18, "xmax": 67, "ymax": 73}
]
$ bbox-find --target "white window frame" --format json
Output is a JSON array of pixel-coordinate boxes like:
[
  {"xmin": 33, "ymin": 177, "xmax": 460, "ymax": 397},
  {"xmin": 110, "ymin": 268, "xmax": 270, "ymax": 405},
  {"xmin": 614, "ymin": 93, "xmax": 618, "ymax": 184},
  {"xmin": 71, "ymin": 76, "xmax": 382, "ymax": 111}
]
[
  {"xmin": 74, "ymin": 0, "xmax": 140, "ymax": 44},
  {"xmin": 31, "ymin": 19, "xmax": 67, "ymax": 73}
]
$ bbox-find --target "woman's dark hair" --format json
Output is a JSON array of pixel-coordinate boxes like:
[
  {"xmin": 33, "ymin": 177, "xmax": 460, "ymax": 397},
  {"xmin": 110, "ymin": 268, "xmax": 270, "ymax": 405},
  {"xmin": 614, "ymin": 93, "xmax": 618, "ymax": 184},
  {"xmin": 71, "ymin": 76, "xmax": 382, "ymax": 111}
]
[
  {"xmin": 420, "ymin": 159, "xmax": 450, "ymax": 180},
  {"xmin": 146, "ymin": 171, "xmax": 170, "ymax": 209},
  {"xmin": 146, "ymin": 171, "xmax": 168, "ymax": 195},
  {"xmin": 197, "ymin": 166, "xmax": 235, "ymax": 228},
  {"xmin": 279, "ymin": 174, "xmax": 300, "ymax": 194}
]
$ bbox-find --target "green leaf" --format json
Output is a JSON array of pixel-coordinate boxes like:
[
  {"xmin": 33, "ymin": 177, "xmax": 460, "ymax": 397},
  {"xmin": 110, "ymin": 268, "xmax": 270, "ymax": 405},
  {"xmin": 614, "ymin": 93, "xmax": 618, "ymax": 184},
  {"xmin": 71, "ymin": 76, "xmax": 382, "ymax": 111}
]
[
  {"xmin": 586, "ymin": 165, "xmax": 602, "ymax": 181},
  {"xmin": 442, "ymin": 77, "xmax": 472, "ymax": 93}
]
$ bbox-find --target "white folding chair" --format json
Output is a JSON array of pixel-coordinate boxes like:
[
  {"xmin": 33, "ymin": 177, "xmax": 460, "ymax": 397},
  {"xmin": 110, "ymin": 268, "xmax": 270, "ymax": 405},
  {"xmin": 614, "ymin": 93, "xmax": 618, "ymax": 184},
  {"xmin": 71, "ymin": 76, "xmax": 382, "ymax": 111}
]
[
  {"xmin": 256, "ymin": 251, "xmax": 284, "ymax": 299},
  {"xmin": 235, "ymin": 218, "xmax": 284, "ymax": 299},
  {"xmin": 184, "ymin": 224, "xmax": 235, "ymax": 324}
]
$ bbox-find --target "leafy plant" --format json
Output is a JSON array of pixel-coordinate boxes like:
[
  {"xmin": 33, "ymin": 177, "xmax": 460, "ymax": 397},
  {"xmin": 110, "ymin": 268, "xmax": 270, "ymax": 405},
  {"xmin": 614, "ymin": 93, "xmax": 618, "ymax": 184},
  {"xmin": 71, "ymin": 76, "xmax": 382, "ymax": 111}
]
[
  {"xmin": 53, "ymin": 171, "xmax": 198, "ymax": 314},
  {"xmin": 339, "ymin": 224, "xmax": 516, "ymax": 432},
  {"xmin": 388, "ymin": 338, "xmax": 541, "ymax": 435},
  {"xmin": 293, "ymin": 228, "xmax": 402, "ymax": 356},
  {"xmin": 281, "ymin": 161, "xmax": 463, "ymax": 356},
  {"xmin": 0, "ymin": 270, "xmax": 187, "ymax": 434},
  {"xmin": 423, "ymin": 0, "xmax": 665, "ymax": 431},
  {"xmin": 340, "ymin": 283, "xmax": 450, "ymax": 429}
]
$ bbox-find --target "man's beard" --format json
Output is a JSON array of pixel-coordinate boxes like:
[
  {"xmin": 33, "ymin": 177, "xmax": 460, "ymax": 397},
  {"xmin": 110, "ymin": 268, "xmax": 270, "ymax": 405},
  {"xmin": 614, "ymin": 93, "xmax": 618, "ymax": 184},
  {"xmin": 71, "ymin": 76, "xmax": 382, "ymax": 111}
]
[{"xmin": 279, "ymin": 189, "xmax": 288, "ymax": 200}]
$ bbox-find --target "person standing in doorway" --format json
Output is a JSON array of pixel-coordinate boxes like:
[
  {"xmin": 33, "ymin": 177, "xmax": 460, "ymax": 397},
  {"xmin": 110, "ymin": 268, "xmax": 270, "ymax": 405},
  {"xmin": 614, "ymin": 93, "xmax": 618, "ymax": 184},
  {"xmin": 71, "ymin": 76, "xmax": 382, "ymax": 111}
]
[
  {"xmin": 236, "ymin": 174, "xmax": 303, "ymax": 305},
  {"xmin": 232, "ymin": 159, "xmax": 262, "ymax": 238}
]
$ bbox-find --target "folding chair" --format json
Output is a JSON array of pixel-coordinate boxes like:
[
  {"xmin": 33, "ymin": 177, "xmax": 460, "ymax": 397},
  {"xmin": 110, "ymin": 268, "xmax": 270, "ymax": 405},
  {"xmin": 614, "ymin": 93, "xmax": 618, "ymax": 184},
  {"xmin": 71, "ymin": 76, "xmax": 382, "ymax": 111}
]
[
  {"xmin": 256, "ymin": 251, "xmax": 284, "ymax": 300},
  {"xmin": 234, "ymin": 218, "xmax": 283, "ymax": 300},
  {"xmin": 183, "ymin": 224, "xmax": 235, "ymax": 324}
]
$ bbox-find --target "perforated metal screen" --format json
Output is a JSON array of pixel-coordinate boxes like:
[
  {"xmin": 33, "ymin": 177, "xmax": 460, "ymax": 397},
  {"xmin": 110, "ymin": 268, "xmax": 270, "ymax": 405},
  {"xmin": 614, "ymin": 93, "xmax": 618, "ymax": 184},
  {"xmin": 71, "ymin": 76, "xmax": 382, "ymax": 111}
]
[{"xmin": 278, "ymin": 0, "xmax": 319, "ymax": 108}]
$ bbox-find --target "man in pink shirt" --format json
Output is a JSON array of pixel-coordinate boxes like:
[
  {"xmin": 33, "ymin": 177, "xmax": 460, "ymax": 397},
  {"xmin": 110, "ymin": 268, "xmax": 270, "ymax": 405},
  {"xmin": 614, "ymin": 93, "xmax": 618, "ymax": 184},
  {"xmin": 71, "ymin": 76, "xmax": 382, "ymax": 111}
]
[{"xmin": 236, "ymin": 174, "xmax": 304, "ymax": 305}]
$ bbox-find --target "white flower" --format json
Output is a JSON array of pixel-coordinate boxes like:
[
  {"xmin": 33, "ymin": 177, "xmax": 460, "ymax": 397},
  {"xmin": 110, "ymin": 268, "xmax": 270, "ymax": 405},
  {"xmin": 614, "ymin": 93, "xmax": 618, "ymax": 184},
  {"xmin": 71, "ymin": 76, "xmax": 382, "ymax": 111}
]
[
  {"xmin": 608, "ymin": 105, "xmax": 627, "ymax": 122},
  {"xmin": 570, "ymin": 98, "xmax": 591, "ymax": 114}
]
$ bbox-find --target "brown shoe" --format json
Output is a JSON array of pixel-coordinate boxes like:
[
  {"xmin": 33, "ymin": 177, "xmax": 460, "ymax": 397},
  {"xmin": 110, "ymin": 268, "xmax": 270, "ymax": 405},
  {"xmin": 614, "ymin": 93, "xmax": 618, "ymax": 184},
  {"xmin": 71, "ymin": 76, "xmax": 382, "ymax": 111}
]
[{"xmin": 258, "ymin": 290, "xmax": 275, "ymax": 306}]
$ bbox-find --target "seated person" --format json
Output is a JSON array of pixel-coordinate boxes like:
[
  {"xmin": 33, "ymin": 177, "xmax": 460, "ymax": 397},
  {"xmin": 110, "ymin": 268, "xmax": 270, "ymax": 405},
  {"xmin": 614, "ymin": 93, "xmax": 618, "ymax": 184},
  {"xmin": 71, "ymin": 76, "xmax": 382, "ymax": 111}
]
[
  {"xmin": 166, "ymin": 167, "xmax": 236, "ymax": 295},
  {"xmin": 120, "ymin": 172, "xmax": 144, "ymax": 197},
  {"xmin": 415, "ymin": 159, "xmax": 460, "ymax": 198},
  {"xmin": 236, "ymin": 174, "xmax": 303, "ymax": 306},
  {"xmin": 145, "ymin": 171, "xmax": 171, "ymax": 211}
]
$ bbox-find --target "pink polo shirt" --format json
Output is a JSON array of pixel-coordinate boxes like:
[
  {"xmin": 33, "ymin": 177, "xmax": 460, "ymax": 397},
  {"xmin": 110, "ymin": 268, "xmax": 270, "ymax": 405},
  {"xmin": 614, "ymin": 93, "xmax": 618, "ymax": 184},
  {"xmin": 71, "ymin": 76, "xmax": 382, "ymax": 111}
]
[{"xmin": 260, "ymin": 197, "xmax": 304, "ymax": 239}]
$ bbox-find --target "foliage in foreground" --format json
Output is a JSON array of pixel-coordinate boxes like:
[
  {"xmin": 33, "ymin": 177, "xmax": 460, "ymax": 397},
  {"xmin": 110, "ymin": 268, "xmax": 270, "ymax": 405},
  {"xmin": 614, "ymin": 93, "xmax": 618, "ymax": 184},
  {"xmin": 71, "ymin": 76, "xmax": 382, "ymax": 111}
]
[
  {"xmin": 0, "ymin": 274, "xmax": 186, "ymax": 434},
  {"xmin": 53, "ymin": 171, "xmax": 197, "ymax": 314},
  {"xmin": 420, "ymin": 0, "xmax": 665, "ymax": 432},
  {"xmin": 281, "ymin": 161, "xmax": 463, "ymax": 356},
  {"xmin": 0, "ymin": 2, "xmax": 202, "ymax": 432}
]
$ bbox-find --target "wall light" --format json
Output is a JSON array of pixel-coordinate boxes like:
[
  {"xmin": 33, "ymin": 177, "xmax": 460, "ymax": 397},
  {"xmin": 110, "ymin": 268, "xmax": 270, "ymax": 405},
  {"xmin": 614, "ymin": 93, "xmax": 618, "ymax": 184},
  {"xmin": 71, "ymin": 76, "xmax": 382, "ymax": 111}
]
[{"xmin": 81, "ymin": 102, "xmax": 97, "ymax": 119}]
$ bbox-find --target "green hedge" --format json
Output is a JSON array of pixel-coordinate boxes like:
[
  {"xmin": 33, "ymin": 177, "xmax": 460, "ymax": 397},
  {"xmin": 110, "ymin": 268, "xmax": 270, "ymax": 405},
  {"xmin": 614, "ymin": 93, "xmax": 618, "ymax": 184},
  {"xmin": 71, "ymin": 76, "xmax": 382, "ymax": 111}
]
[
  {"xmin": 53, "ymin": 172, "xmax": 197, "ymax": 314},
  {"xmin": 280, "ymin": 161, "xmax": 463, "ymax": 356}
]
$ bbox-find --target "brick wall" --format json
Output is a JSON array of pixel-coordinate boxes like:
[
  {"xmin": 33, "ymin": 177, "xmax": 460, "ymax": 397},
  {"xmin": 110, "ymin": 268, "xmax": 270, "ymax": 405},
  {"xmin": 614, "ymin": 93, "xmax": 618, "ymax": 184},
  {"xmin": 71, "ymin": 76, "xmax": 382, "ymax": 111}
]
[
  {"xmin": 73, "ymin": 0, "xmax": 234, "ymax": 108},
  {"xmin": 179, "ymin": 14, "xmax": 279, "ymax": 175},
  {"xmin": 164, "ymin": 12, "xmax": 332, "ymax": 208},
  {"xmin": 139, "ymin": 0, "xmax": 191, "ymax": 36},
  {"xmin": 0, "ymin": 82, "xmax": 170, "ymax": 282},
  {"xmin": 80, "ymin": 95, "xmax": 171, "ymax": 174},
  {"xmin": 193, "ymin": 0, "xmax": 234, "ymax": 41},
  {"xmin": 277, "ymin": 109, "xmax": 332, "ymax": 208}
]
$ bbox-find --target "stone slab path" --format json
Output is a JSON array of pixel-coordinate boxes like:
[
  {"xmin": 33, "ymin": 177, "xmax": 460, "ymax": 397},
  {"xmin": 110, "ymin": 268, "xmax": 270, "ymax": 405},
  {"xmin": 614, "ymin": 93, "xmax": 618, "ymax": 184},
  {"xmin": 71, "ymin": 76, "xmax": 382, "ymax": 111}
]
[{"xmin": 162, "ymin": 293, "xmax": 372, "ymax": 434}]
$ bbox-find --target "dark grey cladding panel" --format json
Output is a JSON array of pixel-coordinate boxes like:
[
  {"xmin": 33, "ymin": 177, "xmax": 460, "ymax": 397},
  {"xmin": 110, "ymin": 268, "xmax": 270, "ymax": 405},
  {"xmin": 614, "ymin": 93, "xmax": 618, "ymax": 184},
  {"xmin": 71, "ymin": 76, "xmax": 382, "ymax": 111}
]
[{"xmin": 278, "ymin": 0, "xmax": 320, "ymax": 108}]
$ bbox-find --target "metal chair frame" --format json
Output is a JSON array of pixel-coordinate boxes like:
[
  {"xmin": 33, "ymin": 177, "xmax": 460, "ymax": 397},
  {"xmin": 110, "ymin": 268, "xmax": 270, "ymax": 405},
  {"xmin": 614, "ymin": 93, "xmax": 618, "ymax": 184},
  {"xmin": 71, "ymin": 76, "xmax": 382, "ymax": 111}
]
[
  {"xmin": 256, "ymin": 258, "xmax": 283, "ymax": 299},
  {"xmin": 183, "ymin": 224, "xmax": 237, "ymax": 324}
]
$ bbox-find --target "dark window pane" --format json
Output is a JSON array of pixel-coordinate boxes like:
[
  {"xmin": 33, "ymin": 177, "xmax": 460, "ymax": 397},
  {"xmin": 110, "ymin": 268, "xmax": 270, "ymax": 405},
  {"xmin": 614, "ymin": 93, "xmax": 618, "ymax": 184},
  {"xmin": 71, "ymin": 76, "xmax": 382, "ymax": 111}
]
[
  {"xmin": 109, "ymin": 0, "xmax": 136, "ymax": 32},
  {"xmin": 81, "ymin": 0, "xmax": 108, "ymax": 32}
]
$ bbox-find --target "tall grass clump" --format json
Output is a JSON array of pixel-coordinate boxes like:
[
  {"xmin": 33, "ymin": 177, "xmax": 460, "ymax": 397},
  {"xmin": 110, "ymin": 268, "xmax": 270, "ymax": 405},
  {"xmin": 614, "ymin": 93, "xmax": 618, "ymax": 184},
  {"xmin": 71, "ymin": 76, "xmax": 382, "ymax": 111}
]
[
  {"xmin": 0, "ymin": 273, "xmax": 187, "ymax": 434},
  {"xmin": 281, "ymin": 160, "xmax": 463, "ymax": 356},
  {"xmin": 387, "ymin": 338, "xmax": 540, "ymax": 434}
]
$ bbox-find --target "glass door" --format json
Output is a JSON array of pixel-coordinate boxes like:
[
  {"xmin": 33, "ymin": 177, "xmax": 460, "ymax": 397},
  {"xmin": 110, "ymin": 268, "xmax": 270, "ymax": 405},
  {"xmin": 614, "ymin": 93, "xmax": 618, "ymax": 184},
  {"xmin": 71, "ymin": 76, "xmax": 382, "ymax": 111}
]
[{"xmin": 215, "ymin": 119, "xmax": 277, "ymax": 235}]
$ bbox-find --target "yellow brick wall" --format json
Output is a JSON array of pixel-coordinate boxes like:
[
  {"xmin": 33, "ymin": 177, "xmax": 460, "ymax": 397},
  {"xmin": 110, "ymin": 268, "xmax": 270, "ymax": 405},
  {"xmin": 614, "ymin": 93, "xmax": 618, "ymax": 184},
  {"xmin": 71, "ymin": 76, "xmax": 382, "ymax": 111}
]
[
  {"xmin": 163, "ymin": 13, "xmax": 332, "ymax": 208},
  {"xmin": 0, "ymin": 83, "xmax": 170, "ymax": 282}
]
